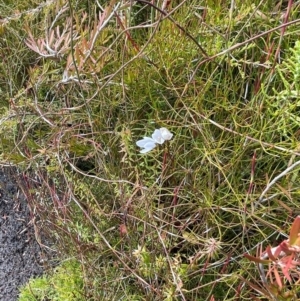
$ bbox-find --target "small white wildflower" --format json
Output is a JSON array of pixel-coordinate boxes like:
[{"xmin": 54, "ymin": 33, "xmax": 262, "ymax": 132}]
[
  {"xmin": 152, "ymin": 129, "xmax": 165, "ymax": 144},
  {"xmin": 136, "ymin": 127, "xmax": 173, "ymax": 154},
  {"xmin": 159, "ymin": 127, "xmax": 173, "ymax": 141},
  {"xmin": 136, "ymin": 137, "xmax": 157, "ymax": 153}
]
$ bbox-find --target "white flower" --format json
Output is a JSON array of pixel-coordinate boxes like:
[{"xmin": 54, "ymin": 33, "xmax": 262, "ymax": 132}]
[
  {"xmin": 136, "ymin": 127, "xmax": 173, "ymax": 154},
  {"xmin": 152, "ymin": 129, "xmax": 165, "ymax": 144},
  {"xmin": 136, "ymin": 137, "xmax": 157, "ymax": 153},
  {"xmin": 159, "ymin": 127, "xmax": 173, "ymax": 141}
]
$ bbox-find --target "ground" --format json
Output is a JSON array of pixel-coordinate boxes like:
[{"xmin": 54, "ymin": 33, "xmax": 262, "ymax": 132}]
[{"xmin": 0, "ymin": 167, "xmax": 45, "ymax": 301}]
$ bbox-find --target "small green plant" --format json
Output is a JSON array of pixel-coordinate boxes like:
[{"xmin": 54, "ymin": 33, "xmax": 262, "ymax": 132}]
[{"xmin": 18, "ymin": 260, "xmax": 84, "ymax": 301}]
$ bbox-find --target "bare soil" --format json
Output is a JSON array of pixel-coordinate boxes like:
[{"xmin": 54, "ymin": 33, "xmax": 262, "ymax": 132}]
[{"xmin": 0, "ymin": 168, "xmax": 46, "ymax": 301}]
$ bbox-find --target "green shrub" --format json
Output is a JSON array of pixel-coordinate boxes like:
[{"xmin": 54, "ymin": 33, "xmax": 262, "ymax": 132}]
[
  {"xmin": 18, "ymin": 260, "xmax": 84, "ymax": 301},
  {"xmin": 2, "ymin": 0, "xmax": 300, "ymax": 300}
]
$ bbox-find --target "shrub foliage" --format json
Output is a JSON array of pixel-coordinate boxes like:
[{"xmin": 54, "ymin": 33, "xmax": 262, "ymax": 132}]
[{"xmin": 1, "ymin": 0, "xmax": 300, "ymax": 300}]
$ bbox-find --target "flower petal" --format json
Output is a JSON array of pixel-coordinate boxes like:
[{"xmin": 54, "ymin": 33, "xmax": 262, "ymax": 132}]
[
  {"xmin": 143, "ymin": 141, "xmax": 156, "ymax": 149},
  {"xmin": 159, "ymin": 127, "xmax": 173, "ymax": 140},
  {"xmin": 140, "ymin": 143, "xmax": 156, "ymax": 153},
  {"xmin": 152, "ymin": 129, "xmax": 164, "ymax": 144},
  {"xmin": 136, "ymin": 137, "xmax": 157, "ymax": 153},
  {"xmin": 136, "ymin": 137, "xmax": 155, "ymax": 147}
]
